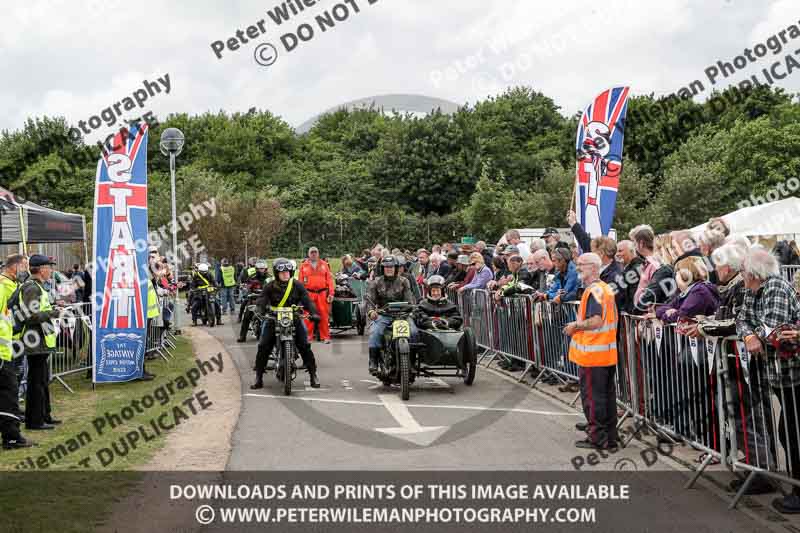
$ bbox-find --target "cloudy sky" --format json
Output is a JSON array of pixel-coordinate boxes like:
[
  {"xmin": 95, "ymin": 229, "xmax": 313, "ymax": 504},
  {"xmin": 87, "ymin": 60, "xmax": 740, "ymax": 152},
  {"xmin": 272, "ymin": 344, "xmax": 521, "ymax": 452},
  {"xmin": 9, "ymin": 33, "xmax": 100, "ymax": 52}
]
[{"xmin": 2, "ymin": 0, "xmax": 799, "ymax": 143}]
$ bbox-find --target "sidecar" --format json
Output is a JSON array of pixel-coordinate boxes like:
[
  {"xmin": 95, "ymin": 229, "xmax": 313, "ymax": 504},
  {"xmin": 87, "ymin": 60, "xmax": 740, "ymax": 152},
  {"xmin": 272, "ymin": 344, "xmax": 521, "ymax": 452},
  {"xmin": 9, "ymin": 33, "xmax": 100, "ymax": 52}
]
[
  {"xmin": 330, "ymin": 276, "xmax": 367, "ymax": 336},
  {"xmin": 414, "ymin": 326, "xmax": 477, "ymax": 385}
]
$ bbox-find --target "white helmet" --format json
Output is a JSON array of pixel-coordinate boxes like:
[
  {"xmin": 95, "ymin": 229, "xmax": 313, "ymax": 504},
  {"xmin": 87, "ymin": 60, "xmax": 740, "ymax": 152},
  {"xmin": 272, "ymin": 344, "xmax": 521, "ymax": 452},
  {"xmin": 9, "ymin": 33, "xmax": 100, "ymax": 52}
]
[
  {"xmin": 197, "ymin": 263, "xmax": 209, "ymax": 273},
  {"xmin": 255, "ymin": 260, "xmax": 267, "ymax": 269}
]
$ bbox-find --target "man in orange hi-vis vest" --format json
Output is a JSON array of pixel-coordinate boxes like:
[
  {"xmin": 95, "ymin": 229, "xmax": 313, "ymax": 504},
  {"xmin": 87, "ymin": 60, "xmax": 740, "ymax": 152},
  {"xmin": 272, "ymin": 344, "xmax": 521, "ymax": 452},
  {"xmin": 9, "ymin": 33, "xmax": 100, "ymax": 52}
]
[
  {"xmin": 299, "ymin": 246, "xmax": 335, "ymax": 343},
  {"xmin": 564, "ymin": 252, "xmax": 619, "ymax": 452}
]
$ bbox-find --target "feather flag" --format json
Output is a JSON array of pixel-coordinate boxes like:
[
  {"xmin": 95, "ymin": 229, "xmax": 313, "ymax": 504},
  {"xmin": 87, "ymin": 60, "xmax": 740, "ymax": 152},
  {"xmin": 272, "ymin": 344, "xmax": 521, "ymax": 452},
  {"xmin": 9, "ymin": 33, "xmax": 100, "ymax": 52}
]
[
  {"xmin": 575, "ymin": 86, "xmax": 630, "ymax": 238},
  {"xmin": 92, "ymin": 124, "xmax": 150, "ymax": 382}
]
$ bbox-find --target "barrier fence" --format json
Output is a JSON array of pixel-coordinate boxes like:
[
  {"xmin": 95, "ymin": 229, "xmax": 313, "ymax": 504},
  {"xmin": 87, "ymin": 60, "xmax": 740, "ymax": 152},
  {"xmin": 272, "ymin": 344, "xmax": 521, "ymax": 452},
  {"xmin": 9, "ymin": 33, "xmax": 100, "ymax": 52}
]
[
  {"xmin": 450, "ymin": 287, "xmax": 800, "ymax": 508},
  {"xmin": 17, "ymin": 294, "xmax": 179, "ymax": 398}
]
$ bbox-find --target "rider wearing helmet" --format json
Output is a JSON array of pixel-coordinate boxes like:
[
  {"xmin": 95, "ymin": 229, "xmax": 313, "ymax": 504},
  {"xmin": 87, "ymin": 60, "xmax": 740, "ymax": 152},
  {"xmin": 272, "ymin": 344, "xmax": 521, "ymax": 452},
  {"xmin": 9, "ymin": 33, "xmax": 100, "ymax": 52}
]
[
  {"xmin": 365, "ymin": 256, "xmax": 416, "ymax": 374},
  {"xmin": 395, "ymin": 255, "xmax": 420, "ymax": 303},
  {"xmin": 251, "ymin": 258, "xmax": 321, "ymax": 389},
  {"xmin": 412, "ymin": 275, "xmax": 463, "ymax": 330},
  {"xmin": 239, "ymin": 257, "xmax": 259, "ymax": 284},
  {"xmin": 237, "ymin": 260, "xmax": 271, "ymax": 339},
  {"xmin": 190, "ymin": 262, "xmax": 218, "ymax": 326}
]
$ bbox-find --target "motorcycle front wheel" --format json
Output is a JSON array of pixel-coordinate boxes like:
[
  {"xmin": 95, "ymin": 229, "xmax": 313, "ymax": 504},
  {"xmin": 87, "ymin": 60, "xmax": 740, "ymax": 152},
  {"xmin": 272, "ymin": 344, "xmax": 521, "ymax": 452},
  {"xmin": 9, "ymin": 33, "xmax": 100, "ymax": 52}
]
[
  {"xmin": 282, "ymin": 339, "xmax": 294, "ymax": 396},
  {"xmin": 397, "ymin": 338, "xmax": 410, "ymax": 401}
]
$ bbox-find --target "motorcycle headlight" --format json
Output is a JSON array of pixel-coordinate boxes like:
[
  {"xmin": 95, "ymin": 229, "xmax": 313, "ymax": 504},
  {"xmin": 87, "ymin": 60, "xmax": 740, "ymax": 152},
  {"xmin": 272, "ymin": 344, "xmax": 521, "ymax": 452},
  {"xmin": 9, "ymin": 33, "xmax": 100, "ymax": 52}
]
[{"xmin": 280, "ymin": 317, "xmax": 292, "ymax": 328}]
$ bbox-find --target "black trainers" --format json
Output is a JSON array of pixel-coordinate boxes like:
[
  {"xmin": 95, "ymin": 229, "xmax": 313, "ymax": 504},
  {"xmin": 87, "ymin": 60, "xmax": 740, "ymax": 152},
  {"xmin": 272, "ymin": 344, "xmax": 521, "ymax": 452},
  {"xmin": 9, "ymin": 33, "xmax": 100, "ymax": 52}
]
[
  {"xmin": 309, "ymin": 372, "xmax": 320, "ymax": 388},
  {"xmin": 3, "ymin": 437, "xmax": 35, "ymax": 449},
  {"xmin": 250, "ymin": 378, "xmax": 264, "ymax": 390}
]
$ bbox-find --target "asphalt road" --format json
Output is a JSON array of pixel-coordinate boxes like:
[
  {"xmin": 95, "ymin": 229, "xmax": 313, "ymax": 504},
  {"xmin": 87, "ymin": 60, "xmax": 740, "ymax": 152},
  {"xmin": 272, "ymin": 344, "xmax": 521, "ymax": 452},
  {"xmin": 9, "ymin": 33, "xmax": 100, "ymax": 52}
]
[{"xmin": 192, "ymin": 311, "xmax": 778, "ymax": 531}]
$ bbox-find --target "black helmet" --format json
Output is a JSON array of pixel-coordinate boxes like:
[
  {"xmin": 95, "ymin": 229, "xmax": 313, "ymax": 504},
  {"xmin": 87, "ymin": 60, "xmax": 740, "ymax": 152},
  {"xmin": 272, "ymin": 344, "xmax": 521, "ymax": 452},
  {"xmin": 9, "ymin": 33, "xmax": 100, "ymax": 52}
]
[
  {"xmin": 272, "ymin": 257, "xmax": 295, "ymax": 279},
  {"xmin": 381, "ymin": 256, "xmax": 398, "ymax": 279}
]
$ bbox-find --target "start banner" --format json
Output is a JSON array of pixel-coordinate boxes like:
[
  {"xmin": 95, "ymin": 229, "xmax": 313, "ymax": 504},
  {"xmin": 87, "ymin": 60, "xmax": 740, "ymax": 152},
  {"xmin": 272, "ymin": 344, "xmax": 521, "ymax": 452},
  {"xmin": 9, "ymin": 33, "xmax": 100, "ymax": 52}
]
[{"xmin": 92, "ymin": 125, "xmax": 150, "ymax": 383}]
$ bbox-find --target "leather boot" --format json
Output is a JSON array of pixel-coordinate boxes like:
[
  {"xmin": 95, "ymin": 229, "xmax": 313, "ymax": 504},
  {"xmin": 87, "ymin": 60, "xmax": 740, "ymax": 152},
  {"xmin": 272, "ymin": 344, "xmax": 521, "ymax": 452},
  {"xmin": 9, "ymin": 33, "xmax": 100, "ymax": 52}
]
[
  {"xmin": 250, "ymin": 373, "xmax": 264, "ymax": 389},
  {"xmin": 308, "ymin": 369, "xmax": 320, "ymax": 388},
  {"xmin": 369, "ymin": 348, "xmax": 380, "ymax": 374}
]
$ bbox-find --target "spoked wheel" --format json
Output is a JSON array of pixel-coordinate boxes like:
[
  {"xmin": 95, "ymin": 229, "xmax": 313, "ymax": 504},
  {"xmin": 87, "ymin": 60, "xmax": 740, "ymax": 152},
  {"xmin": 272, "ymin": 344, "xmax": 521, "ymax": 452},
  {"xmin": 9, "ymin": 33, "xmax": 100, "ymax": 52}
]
[
  {"xmin": 282, "ymin": 340, "xmax": 294, "ymax": 396},
  {"xmin": 355, "ymin": 306, "xmax": 365, "ymax": 336},
  {"xmin": 398, "ymin": 338, "xmax": 410, "ymax": 401},
  {"xmin": 206, "ymin": 301, "xmax": 216, "ymax": 327},
  {"xmin": 462, "ymin": 328, "xmax": 477, "ymax": 385}
]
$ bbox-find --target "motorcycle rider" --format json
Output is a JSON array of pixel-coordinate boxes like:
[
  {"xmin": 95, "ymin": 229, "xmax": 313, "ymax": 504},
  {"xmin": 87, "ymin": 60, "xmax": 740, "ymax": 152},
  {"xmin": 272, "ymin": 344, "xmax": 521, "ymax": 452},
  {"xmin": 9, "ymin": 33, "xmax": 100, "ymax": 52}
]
[
  {"xmin": 251, "ymin": 258, "xmax": 320, "ymax": 389},
  {"xmin": 237, "ymin": 260, "xmax": 270, "ymax": 341},
  {"xmin": 190, "ymin": 263, "xmax": 219, "ymax": 326},
  {"xmin": 412, "ymin": 275, "xmax": 463, "ymax": 330},
  {"xmin": 366, "ymin": 256, "xmax": 416, "ymax": 374},
  {"xmin": 396, "ymin": 255, "xmax": 420, "ymax": 303}
]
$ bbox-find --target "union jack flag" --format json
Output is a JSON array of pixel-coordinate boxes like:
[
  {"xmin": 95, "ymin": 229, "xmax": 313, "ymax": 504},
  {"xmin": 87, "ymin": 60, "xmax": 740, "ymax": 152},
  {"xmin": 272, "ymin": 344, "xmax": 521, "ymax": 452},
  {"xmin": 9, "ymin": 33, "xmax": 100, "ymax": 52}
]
[{"xmin": 575, "ymin": 86, "xmax": 630, "ymax": 240}]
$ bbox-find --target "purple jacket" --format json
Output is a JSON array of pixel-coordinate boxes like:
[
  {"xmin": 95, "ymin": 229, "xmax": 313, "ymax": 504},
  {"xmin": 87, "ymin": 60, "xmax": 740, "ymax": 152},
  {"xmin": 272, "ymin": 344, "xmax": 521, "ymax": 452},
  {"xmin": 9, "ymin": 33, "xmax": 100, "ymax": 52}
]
[
  {"xmin": 463, "ymin": 265, "xmax": 493, "ymax": 290},
  {"xmin": 655, "ymin": 281, "xmax": 720, "ymax": 323}
]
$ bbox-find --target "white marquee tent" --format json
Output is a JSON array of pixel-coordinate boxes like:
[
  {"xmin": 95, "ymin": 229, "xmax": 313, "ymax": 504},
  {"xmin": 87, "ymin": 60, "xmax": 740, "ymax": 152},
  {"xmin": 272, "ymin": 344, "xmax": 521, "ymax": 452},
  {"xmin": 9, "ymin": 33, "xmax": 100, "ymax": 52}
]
[{"xmin": 691, "ymin": 197, "xmax": 800, "ymax": 241}]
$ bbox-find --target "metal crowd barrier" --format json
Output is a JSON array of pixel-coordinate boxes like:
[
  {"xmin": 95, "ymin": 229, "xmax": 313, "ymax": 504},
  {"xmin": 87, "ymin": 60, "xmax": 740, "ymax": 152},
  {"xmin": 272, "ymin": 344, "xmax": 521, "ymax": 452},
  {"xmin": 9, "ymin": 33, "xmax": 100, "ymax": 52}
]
[
  {"xmin": 449, "ymin": 288, "xmax": 800, "ymax": 508},
  {"xmin": 18, "ymin": 294, "xmax": 180, "ymax": 398},
  {"xmin": 782, "ymin": 265, "xmax": 800, "ymax": 287}
]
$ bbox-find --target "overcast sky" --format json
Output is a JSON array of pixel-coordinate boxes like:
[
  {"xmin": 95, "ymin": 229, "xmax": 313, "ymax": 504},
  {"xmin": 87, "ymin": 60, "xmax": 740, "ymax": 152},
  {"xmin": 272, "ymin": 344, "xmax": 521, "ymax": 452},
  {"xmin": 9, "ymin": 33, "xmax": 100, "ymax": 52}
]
[{"xmin": 2, "ymin": 0, "xmax": 798, "ymax": 144}]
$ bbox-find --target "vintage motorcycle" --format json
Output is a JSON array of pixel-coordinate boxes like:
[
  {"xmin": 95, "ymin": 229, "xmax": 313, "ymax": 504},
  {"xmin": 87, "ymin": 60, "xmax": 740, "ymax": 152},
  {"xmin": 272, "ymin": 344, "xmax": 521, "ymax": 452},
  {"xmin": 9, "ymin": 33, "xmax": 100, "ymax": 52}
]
[
  {"xmin": 189, "ymin": 285, "xmax": 221, "ymax": 327},
  {"xmin": 264, "ymin": 304, "xmax": 311, "ymax": 396}
]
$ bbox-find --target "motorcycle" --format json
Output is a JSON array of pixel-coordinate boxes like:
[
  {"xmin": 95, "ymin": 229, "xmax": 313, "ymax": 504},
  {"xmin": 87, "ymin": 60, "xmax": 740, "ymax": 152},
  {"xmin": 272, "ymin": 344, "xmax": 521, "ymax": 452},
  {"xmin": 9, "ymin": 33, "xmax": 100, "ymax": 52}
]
[
  {"xmin": 374, "ymin": 302, "xmax": 416, "ymax": 401},
  {"xmin": 265, "ymin": 304, "xmax": 310, "ymax": 396},
  {"xmin": 246, "ymin": 291, "xmax": 265, "ymax": 341},
  {"xmin": 190, "ymin": 286, "xmax": 221, "ymax": 327}
]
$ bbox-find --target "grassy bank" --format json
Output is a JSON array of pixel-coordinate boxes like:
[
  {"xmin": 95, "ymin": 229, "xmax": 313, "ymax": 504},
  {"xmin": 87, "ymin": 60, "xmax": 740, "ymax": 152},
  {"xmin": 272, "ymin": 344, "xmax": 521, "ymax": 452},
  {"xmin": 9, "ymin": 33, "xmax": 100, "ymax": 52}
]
[{"xmin": 1, "ymin": 336, "xmax": 197, "ymax": 532}]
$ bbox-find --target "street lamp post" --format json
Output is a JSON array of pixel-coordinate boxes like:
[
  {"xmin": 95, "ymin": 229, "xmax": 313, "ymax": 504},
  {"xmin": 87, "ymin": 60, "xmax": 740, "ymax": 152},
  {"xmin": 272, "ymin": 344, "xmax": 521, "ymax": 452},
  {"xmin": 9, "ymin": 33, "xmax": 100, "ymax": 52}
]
[{"xmin": 160, "ymin": 127, "xmax": 185, "ymax": 333}]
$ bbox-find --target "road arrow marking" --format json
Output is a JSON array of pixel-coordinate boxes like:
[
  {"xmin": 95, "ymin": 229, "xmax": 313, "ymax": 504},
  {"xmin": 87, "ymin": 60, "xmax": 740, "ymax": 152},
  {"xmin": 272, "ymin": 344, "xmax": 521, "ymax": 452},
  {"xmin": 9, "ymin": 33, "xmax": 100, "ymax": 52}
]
[{"xmin": 374, "ymin": 394, "xmax": 449, "ymax": 446}]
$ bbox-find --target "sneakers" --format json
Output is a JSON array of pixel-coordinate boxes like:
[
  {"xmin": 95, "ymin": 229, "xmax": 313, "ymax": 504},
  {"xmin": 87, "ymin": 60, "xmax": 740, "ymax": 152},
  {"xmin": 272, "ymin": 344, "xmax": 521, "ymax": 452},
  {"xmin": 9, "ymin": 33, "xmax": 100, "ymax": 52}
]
[
  {"xmin": 309, "ymin": 372, "xmax": 320, "ymax": 388},
  {"xmin": 3, "ymin": 437, "xmax": 35, "ymax": 449}
]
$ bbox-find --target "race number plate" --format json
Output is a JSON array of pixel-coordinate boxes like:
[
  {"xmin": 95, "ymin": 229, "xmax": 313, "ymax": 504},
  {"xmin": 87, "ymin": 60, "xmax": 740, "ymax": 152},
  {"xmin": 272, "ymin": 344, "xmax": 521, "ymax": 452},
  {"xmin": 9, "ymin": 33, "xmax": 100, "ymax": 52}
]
[
  {"xmin": 276, "ymin": 308, "xmax": 293, "ymax": 322},
  {"xmin": 392, "ymin": 320, "xmax": 410, "ymax": 338}
]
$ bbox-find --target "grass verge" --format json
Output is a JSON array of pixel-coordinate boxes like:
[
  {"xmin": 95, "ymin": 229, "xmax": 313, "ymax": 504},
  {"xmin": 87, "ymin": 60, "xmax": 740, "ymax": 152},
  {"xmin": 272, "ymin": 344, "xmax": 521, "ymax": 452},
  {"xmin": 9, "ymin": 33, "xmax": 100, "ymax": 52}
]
[{"xmin": 1, "ymin": 336, "xmax": 197, "ymax": 532}]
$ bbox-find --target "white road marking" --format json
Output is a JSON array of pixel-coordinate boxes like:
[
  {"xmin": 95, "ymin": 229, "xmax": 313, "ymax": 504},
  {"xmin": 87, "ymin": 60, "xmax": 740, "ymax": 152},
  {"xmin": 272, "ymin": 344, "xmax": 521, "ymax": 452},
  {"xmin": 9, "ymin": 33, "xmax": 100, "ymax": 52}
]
[
  {"xmin": 243, "ymin": 393, "xmax": 581, "ymax": 416},
  {"xmin": 374, "ymin": 394, "xmax": 448, "ymax": 446}
]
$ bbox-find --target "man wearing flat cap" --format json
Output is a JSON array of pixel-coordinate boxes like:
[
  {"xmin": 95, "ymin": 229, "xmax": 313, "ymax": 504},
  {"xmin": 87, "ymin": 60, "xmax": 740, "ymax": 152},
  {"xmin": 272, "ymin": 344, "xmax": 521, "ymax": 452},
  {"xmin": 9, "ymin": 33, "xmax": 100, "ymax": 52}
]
[{"xmin": 22, "ymin": 255, "xmax": 63, "ymax": 430}]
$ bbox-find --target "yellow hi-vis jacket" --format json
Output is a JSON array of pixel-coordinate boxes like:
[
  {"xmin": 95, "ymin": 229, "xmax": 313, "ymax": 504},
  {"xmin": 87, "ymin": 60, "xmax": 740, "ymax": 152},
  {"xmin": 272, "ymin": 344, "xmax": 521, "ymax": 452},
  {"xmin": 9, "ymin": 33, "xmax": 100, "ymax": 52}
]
[{"xmin": 568, "ymin": 280, "xmax": 618, "ymax": 367}]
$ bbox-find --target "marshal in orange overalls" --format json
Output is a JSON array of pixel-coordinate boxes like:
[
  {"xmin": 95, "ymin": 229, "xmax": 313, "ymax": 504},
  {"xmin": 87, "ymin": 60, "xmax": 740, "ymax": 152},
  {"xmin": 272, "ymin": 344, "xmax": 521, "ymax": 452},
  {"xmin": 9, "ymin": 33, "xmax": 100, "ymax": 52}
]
[{"xmin": 299, "ymin": 258, "xmax": 334, "ymax": 342}]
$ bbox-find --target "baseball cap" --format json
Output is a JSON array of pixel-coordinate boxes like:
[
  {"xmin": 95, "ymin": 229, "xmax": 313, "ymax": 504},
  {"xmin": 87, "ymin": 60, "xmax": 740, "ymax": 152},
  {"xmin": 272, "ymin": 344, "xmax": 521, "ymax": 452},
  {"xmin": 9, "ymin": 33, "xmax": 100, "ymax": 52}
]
[
  {"xmin": 543, "ymin": 227, "xmax": 559, "ymax": 237},
  {"xmin": 447, "ymin": 251, "xmax": 459, "ymax": 260},
  {"xmin": 29, "ymin": 254, "xmax": 56, "ymax": 267}
]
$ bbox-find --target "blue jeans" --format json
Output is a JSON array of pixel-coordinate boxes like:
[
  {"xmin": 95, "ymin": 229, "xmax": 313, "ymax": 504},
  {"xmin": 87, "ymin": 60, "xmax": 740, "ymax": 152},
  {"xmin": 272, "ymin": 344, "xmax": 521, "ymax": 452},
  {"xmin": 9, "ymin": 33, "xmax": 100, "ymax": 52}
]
[
  {"xmin": 368, "ymin": 314, "xmax": 418, "ymax": 349},
  {"xmin": 219, "ymin": 287, "xmax": 236, "ymax": 313}
]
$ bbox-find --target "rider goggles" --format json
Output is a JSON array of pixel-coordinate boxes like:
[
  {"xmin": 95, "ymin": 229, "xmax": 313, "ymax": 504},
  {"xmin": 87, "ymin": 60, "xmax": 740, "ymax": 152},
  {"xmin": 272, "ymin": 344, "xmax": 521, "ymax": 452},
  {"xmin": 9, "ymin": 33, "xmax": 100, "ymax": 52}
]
[{"xmin": 274, "ymin": 263, "xmax": 294, "ymax": 272}]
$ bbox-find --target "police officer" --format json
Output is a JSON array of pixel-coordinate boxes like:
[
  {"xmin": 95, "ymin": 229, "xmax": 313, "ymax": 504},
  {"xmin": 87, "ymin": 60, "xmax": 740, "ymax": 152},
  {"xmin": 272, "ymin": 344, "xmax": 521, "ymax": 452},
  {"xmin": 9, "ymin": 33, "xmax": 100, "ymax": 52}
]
[
  {"xmin": 365, "ymin": 256, "xmax": 415, "ymax": 374},
  {"xmin": 218, "ymin": 258, "xmax": 237, "ymax": 317},
  {"xmin": 237, "ymin": 260, "xmax": 270, "ymax": 342},
  {"xmin": 22, "ymin": 255, "xmax": 63, "ymax": 430},
  {"xmin": 251, "ymin": 258, "xmax": 320, "ymax": 389},
  {"xmin": 0, "ymin": 255, "xmax": 34, "ymax": 448}
]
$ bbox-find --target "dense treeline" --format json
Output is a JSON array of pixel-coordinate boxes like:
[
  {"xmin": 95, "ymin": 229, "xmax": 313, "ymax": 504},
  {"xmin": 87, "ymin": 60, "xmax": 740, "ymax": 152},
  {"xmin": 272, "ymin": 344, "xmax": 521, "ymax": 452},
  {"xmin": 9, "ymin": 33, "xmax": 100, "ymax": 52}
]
[{"xmin": 0, "ymin": 84, "xmax": 796, "ymax": 260}]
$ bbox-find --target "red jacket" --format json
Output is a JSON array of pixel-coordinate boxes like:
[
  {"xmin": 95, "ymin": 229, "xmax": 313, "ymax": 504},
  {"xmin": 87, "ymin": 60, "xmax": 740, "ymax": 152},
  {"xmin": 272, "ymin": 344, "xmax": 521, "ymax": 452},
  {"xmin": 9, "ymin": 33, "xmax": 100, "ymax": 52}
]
[{"xmin": 299, "ymin": 259, "xmax": 334, "ymax": 293}]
